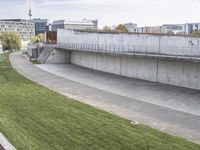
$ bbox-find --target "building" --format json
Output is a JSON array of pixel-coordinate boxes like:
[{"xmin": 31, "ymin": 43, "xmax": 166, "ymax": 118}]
[
  {"xmin": 137, "ymin": 26, "xmax": 161, "ymax": 34},
  {"xmin": 124, "ymin": 22, "xmax": 137, "ymax": 32},
  {"xmin": 0, "ymin": 19, "xmax": 35, "ymax": 41},
  {"xmin": 136, "ymin": 22, "xmax": 200, "ymax": 35},
  {"xmin": 45, "ymin": 31, "xmax": 57, "ymax": 44},
  {"xmin": 183, "ymin": 23, "xmax": 200, "ymax": 35},
  {"xmin": 52, "ymin": 19, "xmax": 98, "ymax": 31},
  {"xmin": 161, "ymin": 23, "xmax": 200, "ymax": 35},
  {"xmin": 32, "ymin": 18, "xmax": 48, "ymax": 35},
  {"xmin": 161, "ymin": 24, "xmax": 183, "ymax": 34},
  {"xmin": 51, "ymin": 20, "xmax": 64, "ymax": 31},
  {"xmin": 91, "ymin": 20, "xmax": 98, "ymax": 29}
]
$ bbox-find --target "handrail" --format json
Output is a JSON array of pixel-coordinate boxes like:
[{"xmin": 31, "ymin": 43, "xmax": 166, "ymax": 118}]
[{"xmin": 55, "ymin": 42, "xmax": 200, "ymax": 60}]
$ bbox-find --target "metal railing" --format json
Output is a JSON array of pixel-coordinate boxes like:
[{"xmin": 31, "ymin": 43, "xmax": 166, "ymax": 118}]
[{"xmin": 55, "ymin": 42, "xmax": 200, "ymax": 60}]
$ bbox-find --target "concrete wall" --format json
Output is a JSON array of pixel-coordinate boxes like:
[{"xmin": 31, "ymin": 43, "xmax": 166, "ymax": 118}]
[
  {"xmin": 45, "ymin": 49, "xmax": 71, "ymax": 64},
  {"xmin": 57, "ymin": 29, "xmax": 200, "ymax": 56},
  {"xmin": 43, "ymin": 29, "xmax": 200, "ymax": 90},
  {"xmin": 38, "ymin": 46, "xmax": 55, "ymax": 63},
  {"xmin": 71, "ymin": 51, "xmax": 200, "ymax": 90},
  {"xmin": 38, "ymin": 47, "xmax": 71, "ymax": 64},
  {"xmin": 158, "ymin": 60, "xmax": 200, "ymax": 89}
]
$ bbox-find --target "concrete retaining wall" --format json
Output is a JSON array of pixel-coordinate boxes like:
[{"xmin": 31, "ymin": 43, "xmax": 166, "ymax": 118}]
[
  {"xmin": 38, "ymin": 46, "xmax": 54, "ymax": 63},
  {"xmin": 38, "ymin": 47, "xmax": 71, "ymax": 64},
  {"xmin": 158, "ymin": 60, "xmax": 200, "ymax": 89},
  {"xmin": 45, "ymin": 49, "xmax": 71, "ymax": 64},
  {"xmin": 71, "ymin": 51, "xmax": 200, "ymax": 90},
  {"xmin": 58, "ymin": 29, "xmax": 200, "ymax": 56}
]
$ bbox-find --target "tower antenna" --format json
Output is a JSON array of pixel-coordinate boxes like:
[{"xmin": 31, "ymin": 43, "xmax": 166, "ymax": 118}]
[{"xmin": 28, "ymin": 0, "xmax": 32, "ymax": 20}]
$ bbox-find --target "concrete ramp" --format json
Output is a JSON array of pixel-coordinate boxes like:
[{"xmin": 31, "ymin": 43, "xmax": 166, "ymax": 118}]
[
  {"xmin": 38, "ymin": 46, "xmax": 71, "ymax": 64},
  {"xmin": 37, "ymin": 46, "xmax": 55, "ymax": 63},
  {"xmin": 45, "ymin": 49, "xmax": 71, "ymax": 64}
]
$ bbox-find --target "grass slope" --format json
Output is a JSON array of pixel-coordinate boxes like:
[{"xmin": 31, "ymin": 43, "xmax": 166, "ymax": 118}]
[{"xmin": 0, "ymin": 52, "xmax": 199, "ymax": 150}]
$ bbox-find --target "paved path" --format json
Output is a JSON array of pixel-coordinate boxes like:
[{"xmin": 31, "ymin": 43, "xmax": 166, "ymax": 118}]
[
  {"xmin": 0, "ymin": 133, "xmax": 16, "ymax": 150},
  {"xmin": 10, "ymin": 51, "xmax": 200, "ymax": 144}
]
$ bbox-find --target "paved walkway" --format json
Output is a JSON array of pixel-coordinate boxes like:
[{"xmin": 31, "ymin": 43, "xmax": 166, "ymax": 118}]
[
  {"xmin": 10, "ymin": 51, "xmax": 200, "ymax": 144},
  {"xmin": 0, "ymin": 133, "xmax": 16, "ymax": 150}
]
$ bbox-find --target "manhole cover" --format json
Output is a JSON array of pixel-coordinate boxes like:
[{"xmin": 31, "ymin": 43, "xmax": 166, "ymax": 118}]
[
  {"xmin": 0, "ymin": 144, "xmax": 5, "ymax": 150},
  {"xmin": 130, "ymin": 121, "xmax": 139, "ymax": 125}
]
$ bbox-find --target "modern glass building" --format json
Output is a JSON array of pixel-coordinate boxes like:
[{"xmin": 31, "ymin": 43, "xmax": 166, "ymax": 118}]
[
  {"xmin": 32, "ymin": 18, "xmax": 48, "ymax": 35},
  {"xmin": 0, "ymin": 19, "xmax": 35, "ymax": 41}
]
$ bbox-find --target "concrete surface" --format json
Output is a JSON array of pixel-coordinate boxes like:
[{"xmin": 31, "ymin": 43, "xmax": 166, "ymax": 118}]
[
  {"xmin": 71, "ymin": 51, "xmax": 200, "ymax": 90},
  {"xmin": 37, "ymin": 45, "xmax": 54, "ymax": 63},
  {"xmin": 45, "ymin": 49, "xmax": 71, "ymax": 64},
  {"xmin": 57, "ymin": 29, "xmax": 200, "ymax": 57},
  {"xmin": 9, "ymin": 51, "xmax": 200, "ymax": 144},
  {"xmin": 0, "ymin": 133, "xmax": 16, "ymax": 150},
  {"xmin": 36, "ymin": 63, "xmax": 200, "ymax": 116}
]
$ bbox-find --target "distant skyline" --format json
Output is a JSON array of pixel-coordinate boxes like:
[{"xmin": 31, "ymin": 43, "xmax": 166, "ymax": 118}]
[{"xmin": 0, "ymin": 0, "xmax": 200, "ymax": 28}]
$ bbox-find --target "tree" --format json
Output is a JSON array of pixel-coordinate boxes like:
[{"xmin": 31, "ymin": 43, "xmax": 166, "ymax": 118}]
[
  {"xmin": 37, "ymin": 33, "xmax": 45, "ymax": 42},
  {"xmin": 30, "ymin": 36, "xmax": 40, "ymax": 44},
  {"xmin": 30, "ymin": 33, "xmax": 45, "ymax": 44},
  {"xmin": 0, "ymin": 32, "xmax": 22, "ymax": 52},
  {"xmin": 192, "ymin": 30, "xmax": 200, "ymax": 37},
  {"xmin": 115, "ymin": 24, "xmax": 129, "ymax": 32}
]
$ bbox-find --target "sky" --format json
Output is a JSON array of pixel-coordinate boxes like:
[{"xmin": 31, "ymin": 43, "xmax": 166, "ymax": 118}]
[{"xmin": 0, "ymin": 0, "xmax": 200, "ymax": 28}]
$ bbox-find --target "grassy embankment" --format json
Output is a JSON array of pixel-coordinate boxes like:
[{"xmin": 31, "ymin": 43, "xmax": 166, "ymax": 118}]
[{"xmin": 0, "ymin": 52, "xmax": 200, "ymax": 150}]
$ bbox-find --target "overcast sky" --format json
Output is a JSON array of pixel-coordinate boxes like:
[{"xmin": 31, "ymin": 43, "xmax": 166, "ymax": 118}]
[{"xmin": 0, "ymin": 0, "xmax": 200, "ymax": 28}]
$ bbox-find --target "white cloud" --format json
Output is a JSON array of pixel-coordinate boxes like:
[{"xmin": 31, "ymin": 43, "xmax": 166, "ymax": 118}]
[
  {"xmin": 0, "ymin": 0, "xmax": 200, "ymax": 28},
  {"xmin": 34, "ymin": 0, "xmax": 81, "ymax": 5}
]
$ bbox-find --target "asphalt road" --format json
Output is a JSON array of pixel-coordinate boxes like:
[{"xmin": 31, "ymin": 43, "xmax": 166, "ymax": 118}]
[{"xmin": 9, "ymin": 51, "xmax": 200, "ymax": 144}]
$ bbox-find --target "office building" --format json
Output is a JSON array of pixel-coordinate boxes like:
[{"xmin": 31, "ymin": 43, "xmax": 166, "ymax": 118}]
[
  {"xmin": 0, "ymin": 19, "xmax": 35, "ymax": 41},
  {"xmin": 161, "ymin": 24, "xmax": 183, "ymax": 34},
  {"xmin": 51, "ymin": 20, "xmax": 65, "ymax": 31},
  {"xmin": 32, "ymin": 18, "xmax": 48, "ymax": 35},
  {"xmin": 183, "ymin": 23, "xmax": 200, "ymax": 35},
  {"xmin": 91, "ymin": 19, "xmax": 98, "ymax": 29},
  {"xmin": 124, "ymin": 22, "xmax": 137, "ymax": 32},
  {"xmin": 136, "ymin": 22, "xmax": 200, "ymax": 35},
  {"xmin": 52, "ymin": 19, "xmax": 98, "ymax": 31}
]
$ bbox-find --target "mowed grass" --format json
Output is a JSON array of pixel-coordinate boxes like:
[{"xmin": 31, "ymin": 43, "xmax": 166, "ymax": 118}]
[
  {"xmin": 31, "ymin": 59, "xmax": 41, "ymax": 64},
  {"xmin": 0, "ymin": 53, "xmax": 200, "ymax": 150}
]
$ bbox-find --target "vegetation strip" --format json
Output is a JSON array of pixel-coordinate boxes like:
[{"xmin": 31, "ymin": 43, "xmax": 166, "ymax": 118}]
[{"xmin": 0, "ymin": 52, "xmax": 199, "ymax": 149}]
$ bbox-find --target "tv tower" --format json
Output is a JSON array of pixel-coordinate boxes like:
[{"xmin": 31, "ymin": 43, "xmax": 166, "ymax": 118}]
[{"xmin": 28, "ymin": 0, "xmax": 32, "ymax": 20}]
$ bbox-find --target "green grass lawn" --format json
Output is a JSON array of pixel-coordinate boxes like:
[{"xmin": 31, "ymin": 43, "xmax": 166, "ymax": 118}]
[
  {"xmin": 31, "ymin": 59, "xmax": 41, "ymax": 64},
  {"xmin": 0, "ymin": 52, "xmax": 200, "ymax": 150}
]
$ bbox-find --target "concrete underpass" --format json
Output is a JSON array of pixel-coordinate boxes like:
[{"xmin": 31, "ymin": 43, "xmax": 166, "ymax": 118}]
[{"xmin": 24, "ymin": 29, "xmax": 200, "ymax": 144}]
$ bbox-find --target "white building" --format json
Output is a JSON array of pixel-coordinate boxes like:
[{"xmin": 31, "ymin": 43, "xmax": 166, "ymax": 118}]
[
  {"xmin": 124, "ymin": 22, "xmax": 137, "ymax": 32},
  {"xmin": 52, "ymin": 19, "xmax": 98, "ymax": 31},
  {"xmin": 136, "ymin": 22, "xmax": 200, "ymax": 35},
  {"xmin": 161, "ymin": 24, "xmax": 183, "ymax": 34},
  {"xmin": 0, "ymin": 19, "xmax": 35, "ymax": 41}
]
